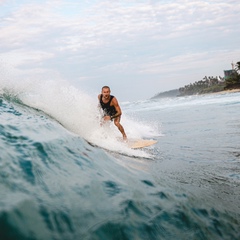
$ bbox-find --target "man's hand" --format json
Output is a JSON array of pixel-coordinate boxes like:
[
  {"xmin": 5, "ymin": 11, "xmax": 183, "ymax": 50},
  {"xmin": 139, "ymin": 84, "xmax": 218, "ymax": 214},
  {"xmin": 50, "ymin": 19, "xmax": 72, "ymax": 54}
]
[{"xmin": 103, "ymin": 115, "xmax": 111, "ymax": 121}]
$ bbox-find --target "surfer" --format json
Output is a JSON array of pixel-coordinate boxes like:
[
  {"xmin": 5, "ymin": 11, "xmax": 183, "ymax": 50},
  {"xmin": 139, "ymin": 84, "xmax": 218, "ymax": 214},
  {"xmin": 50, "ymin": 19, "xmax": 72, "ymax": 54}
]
[{"xmin": 98, "ymin": 86, "xmax": 127, "ymax": 140}]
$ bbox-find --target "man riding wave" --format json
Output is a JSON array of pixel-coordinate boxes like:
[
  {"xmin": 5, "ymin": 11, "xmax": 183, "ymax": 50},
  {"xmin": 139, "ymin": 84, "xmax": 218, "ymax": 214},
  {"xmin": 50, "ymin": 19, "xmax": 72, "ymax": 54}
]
[{"xmin": 98, "ymin": 86, "xmax": 127, "ymax": 140}]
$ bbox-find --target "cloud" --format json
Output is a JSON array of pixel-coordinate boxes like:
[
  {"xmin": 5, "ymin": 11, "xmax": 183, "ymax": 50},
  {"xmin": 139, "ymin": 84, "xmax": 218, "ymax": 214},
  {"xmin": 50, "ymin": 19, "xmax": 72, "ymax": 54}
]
[
  {"xmin": 139, "ymin": 49, "xmax": 240, "ymax": 75},
  {"xmin": 1, "ymin": 1, "xmax": 239, "ymax": 50},
  {"xmin": 0, "ymin": 49, "xmax": 54, "ymax": 67},
  {"xmin": 0, "ymin": 0, "xmax": 239, "ymax": 100}
]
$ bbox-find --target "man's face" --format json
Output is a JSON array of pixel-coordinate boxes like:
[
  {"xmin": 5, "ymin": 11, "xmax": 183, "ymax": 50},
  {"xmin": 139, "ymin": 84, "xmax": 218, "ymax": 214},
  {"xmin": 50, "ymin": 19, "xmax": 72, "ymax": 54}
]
[{"xmin": 102, "ymin": 88, "xmax": 110, "ymax": 98}]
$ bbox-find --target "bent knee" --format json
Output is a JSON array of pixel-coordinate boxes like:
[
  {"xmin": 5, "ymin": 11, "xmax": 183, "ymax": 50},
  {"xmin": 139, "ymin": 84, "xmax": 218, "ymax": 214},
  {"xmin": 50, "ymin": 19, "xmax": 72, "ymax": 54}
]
[{"xmin": 114, "ymin": 121, "xmax": 120, "ymax": 127}]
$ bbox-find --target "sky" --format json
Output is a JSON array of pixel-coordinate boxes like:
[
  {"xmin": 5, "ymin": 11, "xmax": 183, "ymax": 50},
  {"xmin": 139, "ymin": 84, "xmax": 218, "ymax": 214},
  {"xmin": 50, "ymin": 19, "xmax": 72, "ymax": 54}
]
[{"xmin": 0, "ymin": 0, "xmax": 240, "ymax": 101}]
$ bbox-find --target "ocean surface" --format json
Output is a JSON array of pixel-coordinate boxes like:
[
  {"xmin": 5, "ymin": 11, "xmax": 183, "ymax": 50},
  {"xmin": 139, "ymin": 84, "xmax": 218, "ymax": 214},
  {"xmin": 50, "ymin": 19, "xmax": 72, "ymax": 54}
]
[{"xmin": 0, "ymin": 81, "xmax": 240, "ymax": 240}]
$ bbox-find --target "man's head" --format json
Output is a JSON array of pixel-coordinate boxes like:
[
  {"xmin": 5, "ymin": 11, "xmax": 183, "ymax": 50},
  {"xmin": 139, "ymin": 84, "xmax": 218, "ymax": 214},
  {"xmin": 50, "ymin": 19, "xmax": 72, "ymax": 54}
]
[{"xmin": 102, "ymin": 86, "xmax": 111, "ymax": 98}]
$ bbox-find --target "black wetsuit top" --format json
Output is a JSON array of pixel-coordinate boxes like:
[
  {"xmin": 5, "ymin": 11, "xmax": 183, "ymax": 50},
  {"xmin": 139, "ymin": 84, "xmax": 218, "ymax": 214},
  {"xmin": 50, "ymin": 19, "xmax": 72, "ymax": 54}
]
[{"xmin": 99, "ymin": 94, "xmax": 117, "ymax": 117}]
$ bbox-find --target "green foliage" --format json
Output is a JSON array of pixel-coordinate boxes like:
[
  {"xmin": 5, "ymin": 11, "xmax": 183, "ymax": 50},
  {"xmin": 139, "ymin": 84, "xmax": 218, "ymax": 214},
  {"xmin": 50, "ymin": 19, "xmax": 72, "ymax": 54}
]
[
  {"xmin": 224, "ymin": 70, "xmax": 240, "ymax": 89},
  {"xmin": 178, "ymin": 61, "xmax": 240, "ymax": 96},
  {"xmin": 236, "ymin": 62, "xmax": 240, "ymax": 72},
  {"xmin": 179, "ymin": 76, "xmax": 224, "ymax": 96},
  {"xmin": 200, "ymin": 85, "xmax": 225, "ymax": 93}
]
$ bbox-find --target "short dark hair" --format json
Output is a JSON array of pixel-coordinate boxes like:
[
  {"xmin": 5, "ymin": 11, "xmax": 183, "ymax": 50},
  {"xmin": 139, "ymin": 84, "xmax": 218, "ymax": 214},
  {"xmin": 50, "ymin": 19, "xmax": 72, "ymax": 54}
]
[{"xmin": 102, "ymin": 86, "xmax": 110, "ymax": 90}]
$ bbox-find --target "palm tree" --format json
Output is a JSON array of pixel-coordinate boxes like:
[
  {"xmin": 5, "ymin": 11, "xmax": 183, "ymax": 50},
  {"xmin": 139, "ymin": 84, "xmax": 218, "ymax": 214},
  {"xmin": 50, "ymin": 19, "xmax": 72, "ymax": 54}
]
[{"xmin": 235, "ymin": 62, "xmax": 240, "ymax": 72}]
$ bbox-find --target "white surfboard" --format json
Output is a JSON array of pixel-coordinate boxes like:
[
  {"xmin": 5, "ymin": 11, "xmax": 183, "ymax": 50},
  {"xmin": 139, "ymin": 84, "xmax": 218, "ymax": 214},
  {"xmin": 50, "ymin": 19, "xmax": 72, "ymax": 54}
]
[{"xmin": 127, "ymin": 139, "xmax": 157, "ymax": 149}]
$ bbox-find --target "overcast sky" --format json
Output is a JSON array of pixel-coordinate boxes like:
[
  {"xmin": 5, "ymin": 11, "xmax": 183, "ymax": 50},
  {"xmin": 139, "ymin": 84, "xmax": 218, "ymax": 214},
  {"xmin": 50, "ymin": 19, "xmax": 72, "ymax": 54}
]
[{"xmin": 0, "ymin": 0, "xmax": 239, "ymax": 101}]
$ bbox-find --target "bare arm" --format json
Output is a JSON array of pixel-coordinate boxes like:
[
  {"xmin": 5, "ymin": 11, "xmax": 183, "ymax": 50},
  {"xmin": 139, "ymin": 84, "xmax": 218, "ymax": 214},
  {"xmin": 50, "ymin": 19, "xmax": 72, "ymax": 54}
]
[{"xmin": 111, "ymin": 97, "xmax": 122, "ymax": 119}]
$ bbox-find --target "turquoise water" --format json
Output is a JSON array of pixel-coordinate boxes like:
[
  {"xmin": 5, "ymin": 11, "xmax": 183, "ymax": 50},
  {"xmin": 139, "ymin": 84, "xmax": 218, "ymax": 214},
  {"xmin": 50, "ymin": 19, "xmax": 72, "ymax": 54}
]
[{"xmin": 0, "ymin": 84, "xmax": 240, "ymax": 239}]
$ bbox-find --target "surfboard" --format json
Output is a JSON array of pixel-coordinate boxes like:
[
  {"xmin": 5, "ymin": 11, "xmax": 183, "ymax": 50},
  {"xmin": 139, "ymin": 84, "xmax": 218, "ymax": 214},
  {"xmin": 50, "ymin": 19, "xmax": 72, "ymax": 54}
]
[{"xmin": 127, "ymin": 139, "xmax": 157, "ymax": 149}]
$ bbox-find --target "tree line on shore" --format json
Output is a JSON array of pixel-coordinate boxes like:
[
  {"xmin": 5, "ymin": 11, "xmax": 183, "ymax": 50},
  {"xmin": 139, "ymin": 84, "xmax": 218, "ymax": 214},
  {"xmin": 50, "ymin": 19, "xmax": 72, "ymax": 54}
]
[
  {"xmin": 179, "ymin": 61, "xmax": 240, "ymax": 96},
  {"xmin": 152, "ymin": 61, "xmax": 240, "ymax": 99}
]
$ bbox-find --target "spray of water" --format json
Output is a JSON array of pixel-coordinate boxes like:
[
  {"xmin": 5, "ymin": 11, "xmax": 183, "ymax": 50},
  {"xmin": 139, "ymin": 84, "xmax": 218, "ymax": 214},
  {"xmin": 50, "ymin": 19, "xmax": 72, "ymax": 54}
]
[{"xmin": 0, "ymin": 74, "xmax": 159, "ymax": 158}]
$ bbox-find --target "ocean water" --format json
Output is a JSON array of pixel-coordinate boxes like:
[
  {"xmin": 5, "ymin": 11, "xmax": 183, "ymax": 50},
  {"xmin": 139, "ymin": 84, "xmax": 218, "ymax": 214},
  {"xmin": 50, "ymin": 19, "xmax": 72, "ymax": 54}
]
[{"xmin": 0, "ymin": 80, "xmax": 240, "ymax": 240}]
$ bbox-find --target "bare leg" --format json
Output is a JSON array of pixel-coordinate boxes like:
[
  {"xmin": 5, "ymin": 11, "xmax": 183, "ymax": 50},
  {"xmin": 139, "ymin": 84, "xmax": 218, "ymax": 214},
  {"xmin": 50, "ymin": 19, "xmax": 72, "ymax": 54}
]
[{"xmin": 114, "ymin": 117, "xmax": 127, "ymax": 140}]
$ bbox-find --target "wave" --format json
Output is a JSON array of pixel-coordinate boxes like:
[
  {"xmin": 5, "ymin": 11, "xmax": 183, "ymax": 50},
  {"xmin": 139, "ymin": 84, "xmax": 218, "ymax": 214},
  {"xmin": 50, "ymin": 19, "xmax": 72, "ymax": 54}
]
[
  {"xmin": 0, "ymin": 78, "xmax": 160, "ymax": 158},
  {"xmin": 0, "ymin": 86, "xmax": 239, "ymax": 239}
]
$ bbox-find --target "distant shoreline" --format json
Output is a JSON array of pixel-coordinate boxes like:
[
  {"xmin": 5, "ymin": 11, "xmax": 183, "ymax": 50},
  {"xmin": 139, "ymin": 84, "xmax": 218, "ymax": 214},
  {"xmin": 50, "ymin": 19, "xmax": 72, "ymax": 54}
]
[
  {"xmin": 205, "ymin": 89, "xmax": 240, "ymax": 95},
  {"xmin": 152, "ymin": 88, "xmax": 240, "ymax": 99},
  {"xmin": 182, "ymin": 88, "xmax": 240, "ymax": 97}
]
